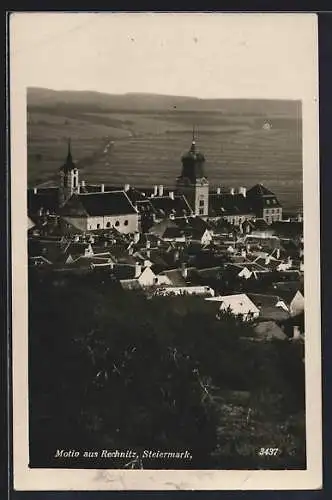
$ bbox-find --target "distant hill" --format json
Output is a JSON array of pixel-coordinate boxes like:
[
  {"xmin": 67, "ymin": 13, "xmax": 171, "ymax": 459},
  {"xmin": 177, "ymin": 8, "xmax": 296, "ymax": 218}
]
[{"xmin": 27, "ymin": 87, "xmax": 301, "ymax": 117}]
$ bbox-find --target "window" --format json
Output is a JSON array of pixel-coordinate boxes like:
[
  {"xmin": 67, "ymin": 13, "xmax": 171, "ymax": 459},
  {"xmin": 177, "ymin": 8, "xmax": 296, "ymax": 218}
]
[
  {"xmin": 115, "ymin": 220, "xmax": 120, "ymax": 227},
  {"xmin": 97, "ymin": 223, "xmax": 100, "ymax": 229},
  {"xmin": 124, "ymin": 220, "xmax": 129, "ymax": 226},
  {"xmin": 199, "ymin": 199, "xmax": 205, "ymax": 207},
  {"xmin": 266, "ymin": 199, "xmax": 270, "ymax": 205},
  {"xmin": 199, "ymin": 208, "xmax": 204, "ymax": 215},
  {"xmin": 271, "ymin": 209, "xmax": 274, "ymax": 214},
  {"xmin": 106, "ymin": 222, "xmax": 111, "ymax": 228}
]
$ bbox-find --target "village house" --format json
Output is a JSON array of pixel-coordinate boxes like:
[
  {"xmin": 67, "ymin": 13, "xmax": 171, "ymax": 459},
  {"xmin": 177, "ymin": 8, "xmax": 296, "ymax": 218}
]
[{"xmin": 206, "ymin": 293, "xmax": 260, "ymax": 321}]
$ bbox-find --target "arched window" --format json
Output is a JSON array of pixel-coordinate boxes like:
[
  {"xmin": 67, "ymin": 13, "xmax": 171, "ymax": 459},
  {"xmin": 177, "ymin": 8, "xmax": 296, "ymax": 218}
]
[
  {"xmin": 97, "ymin": 224, "xmax": 100, "ymax": 229},
  {"xmin": 124, "ymin": 220, "xmax": 129, "ymax": 226},
  {"xmin": 115, "ymin": 221, "xmax": 120, "ymax": 227},
  {"xmin": 106, "ymin": 222, "xmax": 111, "ymax": 228}
]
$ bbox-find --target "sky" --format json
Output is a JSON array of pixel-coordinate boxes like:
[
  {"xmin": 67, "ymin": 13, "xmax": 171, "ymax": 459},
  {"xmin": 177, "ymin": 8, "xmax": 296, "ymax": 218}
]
[{"xmin": 10, "ymin": 12, "xmax": 318, "ymax": 100}]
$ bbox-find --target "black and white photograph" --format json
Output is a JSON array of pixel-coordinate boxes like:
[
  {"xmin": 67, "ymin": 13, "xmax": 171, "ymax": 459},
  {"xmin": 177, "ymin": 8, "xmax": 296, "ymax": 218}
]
[{"xmin": 10, "ymin": 12, "xmax": 322, "ymax": 490}]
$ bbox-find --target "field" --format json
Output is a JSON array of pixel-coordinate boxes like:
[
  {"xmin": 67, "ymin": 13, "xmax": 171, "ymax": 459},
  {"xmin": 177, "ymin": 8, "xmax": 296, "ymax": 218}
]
[{"xmin": 27, "ymin": 98, "xmax": 303, "ymax": 213}]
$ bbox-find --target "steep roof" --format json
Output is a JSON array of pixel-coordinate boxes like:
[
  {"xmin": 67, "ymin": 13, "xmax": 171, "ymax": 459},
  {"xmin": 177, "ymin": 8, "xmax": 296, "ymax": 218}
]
[
  {"xmin": 247, "ymin": 183, "xmax": 281, "ymax": 209},
  {"xmin": 61, "ymin": 191, "xmax": 138, "ymax": 217},
  {"xmin": 207, "ymin": 293, "xmax": 260, "ymax": 316}
]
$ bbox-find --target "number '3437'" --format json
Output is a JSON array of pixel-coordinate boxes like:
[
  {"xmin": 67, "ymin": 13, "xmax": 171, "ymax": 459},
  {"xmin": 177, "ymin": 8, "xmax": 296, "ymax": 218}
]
[{"xmin": 258, "ymin": 448, "xmax": 281, "ymax": 456}]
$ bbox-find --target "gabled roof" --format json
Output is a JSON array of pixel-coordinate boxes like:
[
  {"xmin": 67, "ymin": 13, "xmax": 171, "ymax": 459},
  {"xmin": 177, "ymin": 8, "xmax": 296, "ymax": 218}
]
[
  {"xmin": 61, "ymin": 191, "xmax": 138, "ymax": 217},
  {"xmin": 207, "ymin": 293, "xmax": 260, "ymax": 316}
]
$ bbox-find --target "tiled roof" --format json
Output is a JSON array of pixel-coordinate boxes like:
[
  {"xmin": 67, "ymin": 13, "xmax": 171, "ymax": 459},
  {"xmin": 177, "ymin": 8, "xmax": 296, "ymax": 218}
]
[
  {"xmin": 28, "ymin": 188, "xmax": 59, "ymax": 215},
  {"xmin": 149, "ymin": 195, "xmax": 192, "ymax": 218},
  {"xmin": 271, "ymin": 221, "xmax": 303, "ymax": 239},
  {"xmin": 247, "ymin": 293, "xmax": 286, "ymax": 309},
  {"xmin": 247, "ymin": 184, "xmax": 281, "ymax": 209},
  {"xmin": 61, "ymin": 191, "xmax": 138, "ymax": 217},
  {"xmin": 209, "ymin": 193, "xmax": 253, "ymax": 217},
  {"xmin": 161, "ymin": 269, "xmax": 187, "ymax": 287}
]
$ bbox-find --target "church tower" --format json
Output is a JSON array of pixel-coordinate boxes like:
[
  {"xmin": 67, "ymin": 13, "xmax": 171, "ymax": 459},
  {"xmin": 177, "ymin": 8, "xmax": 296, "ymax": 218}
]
[
  {"xmin": 176, "ymin": 129, "xmax": 209, "ymax": 217},
  {"xmin": 59, "ymin": 139, "xmax": 79, "ymax": 206}
]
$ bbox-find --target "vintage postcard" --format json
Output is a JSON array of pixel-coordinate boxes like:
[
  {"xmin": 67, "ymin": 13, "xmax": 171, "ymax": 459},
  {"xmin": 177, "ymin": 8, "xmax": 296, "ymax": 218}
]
[{"xmin": 10, "ymin": 12, "xmax": 322, "ymax": 490}]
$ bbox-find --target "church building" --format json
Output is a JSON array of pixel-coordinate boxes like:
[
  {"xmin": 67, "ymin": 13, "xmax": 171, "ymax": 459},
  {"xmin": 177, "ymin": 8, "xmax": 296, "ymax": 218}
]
[{"xmin": 175, "ymin": 132, "xmax": 209, "ymax": 217}]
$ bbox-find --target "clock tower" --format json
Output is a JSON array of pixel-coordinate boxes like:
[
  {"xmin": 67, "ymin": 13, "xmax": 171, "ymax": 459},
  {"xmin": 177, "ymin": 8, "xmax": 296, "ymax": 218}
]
[{"xmin": 176, "ymin": 131, "xmax": 209, "ymax": 217}]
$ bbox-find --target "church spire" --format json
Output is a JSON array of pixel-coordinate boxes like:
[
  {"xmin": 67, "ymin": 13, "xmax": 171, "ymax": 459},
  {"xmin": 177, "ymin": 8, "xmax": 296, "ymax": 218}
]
[
  {"xmin": 67, "ymin": 138, "xmax": 73, "ymax": 163},
  {"xmin": 60, "ymin": 138, "xmax": 76, "ymax": 173},
  {"xmin": 190, "ymin": 125, "xmax": 196, "ymax": 153}
]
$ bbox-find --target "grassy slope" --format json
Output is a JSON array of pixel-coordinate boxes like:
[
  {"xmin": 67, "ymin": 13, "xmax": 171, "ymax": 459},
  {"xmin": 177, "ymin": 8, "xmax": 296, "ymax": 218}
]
[{"xmin": 27, "ymin": 89, "xmax": 303, "ymax": 212}]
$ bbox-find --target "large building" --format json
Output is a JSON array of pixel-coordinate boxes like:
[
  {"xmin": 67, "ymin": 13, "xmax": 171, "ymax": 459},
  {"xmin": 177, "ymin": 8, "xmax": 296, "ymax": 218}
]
[
  {"xmin": 28, "ymin": 135, "xmax": 283, "ymax": 233},
  {"xmin": 176, "ymin": 133, "xmax": 209, "ymax": 217}
]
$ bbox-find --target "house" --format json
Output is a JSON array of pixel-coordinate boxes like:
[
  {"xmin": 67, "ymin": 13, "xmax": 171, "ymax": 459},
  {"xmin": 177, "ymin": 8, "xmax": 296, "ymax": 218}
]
[
  {"xmin": 247, "ymin": 293, "xmax": 290, "ymax": 322},
  {"xmin": 60, "ymin": 191, "xmax": 139, "ymax": 234},
  {"xmin": 226, "ymin": 261, "xmax": 268, "ymax": 280},
  {"xmin": 206, "ymin": 293, "xmax": 260, "ymax": 321},
  {"xmin": 289, "ymin": 290, "xmax": 305, "ymax": 317},
  {"xmin": 246, "ymin": 183, "xmax": 283, "ymax": 223}
]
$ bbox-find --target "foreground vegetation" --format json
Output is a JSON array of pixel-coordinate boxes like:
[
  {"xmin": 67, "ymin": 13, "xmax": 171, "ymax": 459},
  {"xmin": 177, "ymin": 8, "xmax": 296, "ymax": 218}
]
[{"xmin": 28, "ymin": 270, "xmax": 305, "ymax": 469}]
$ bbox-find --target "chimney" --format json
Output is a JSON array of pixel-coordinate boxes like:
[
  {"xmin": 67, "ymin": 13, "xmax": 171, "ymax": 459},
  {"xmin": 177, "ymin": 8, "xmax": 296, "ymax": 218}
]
[
  {"xmin": 101, "ymin": 184, "xmax": 105, "ymax": 193},
  {"xmin": 158, "ymin": 185, "xmax": 164, "ymax": 197},
  {"xmin": 241, "ymin": 249, "xmax": 246, "ymax": 258},
  {"xmin": 169, "ymin": 191, "xmax": 175, "ymax": 200},
  {"xmin": 230, "ymin": 187, "xmax": 235, "ymax": 195},
  {"xmin": 181, "ymin": 262, "xmax": 188, "ymax": 279},
  {"xmin": 239, "ymin": 186, "xmax": 247, "ymax": 197},
  {"xmin": 265, "ymin": 255, "xmax": 271, "ymax": 265},
  {"xmin": 276, "ymin": 247, "xmax": 281, "ymax": 259},
  {"xmin": 124, "ymin": 183, "xmax": 130, "ymax": 192},
  {"xmin": 146, "ymin": 240, "xmax": 151, "ymax": 249},
  {"xmin": 135, "ymin": 262, "xmax": 142, "ymax": 278},
  {"xmin": 77, "ymin": 185, "xmax": 80, "ymax": 194},
  {"xmin": 217, "ymin": 187, "xmax": 221, "ymax": 195},
  {"xmin": 81, "ymin": 180, "xmax": 86, "ymax": 188},
  {"xmin": 153, "ymin": 185, "xmax": 158, "ymax": 196},
  {"xmin": 33, "ymin": 187, "xmax": 38, "ymax": 194}
]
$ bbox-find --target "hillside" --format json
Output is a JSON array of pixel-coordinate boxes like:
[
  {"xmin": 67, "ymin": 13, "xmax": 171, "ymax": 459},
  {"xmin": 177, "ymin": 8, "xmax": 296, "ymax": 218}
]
[
  {"xmin": 27, "ymin": 88, "xmax": 303, "ymax": 213},
  {"xmin": 27, "ymin": 87, "xmax": 301, "ymax": 116}
]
